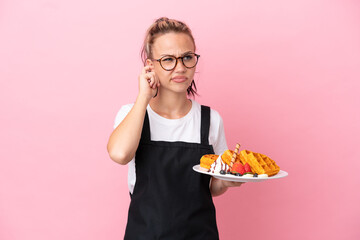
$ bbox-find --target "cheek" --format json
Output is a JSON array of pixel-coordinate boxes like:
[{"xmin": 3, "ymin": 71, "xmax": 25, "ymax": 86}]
[
  {"xmin": 188, "ymin": 68, "xmax": 196, "ymax": 79},
  {"xmin": 155, "ymin": 69, "xmax": 170, "ymax": 81}
]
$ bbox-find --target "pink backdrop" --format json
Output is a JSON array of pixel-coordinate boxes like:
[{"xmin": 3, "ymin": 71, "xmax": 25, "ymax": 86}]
[{"xmin": 1, "ymin": 0, "xmax": 360, "ymax": 239}]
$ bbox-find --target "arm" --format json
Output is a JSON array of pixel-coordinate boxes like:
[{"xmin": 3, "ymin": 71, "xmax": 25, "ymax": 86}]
[
  {"xmin": 210, "ymin": 178, "xmax": 245, "ymax": 197},
  {"xmin": 107, "ymin": 65, "xmax": 159, "ymax": 165},
  {"xmin": 209, "ymin": 112, "xmax": 244, "ymax": 196},
  {"xmin": 107, "ymin": 96, "xmax": 148, "ymax": 165}
]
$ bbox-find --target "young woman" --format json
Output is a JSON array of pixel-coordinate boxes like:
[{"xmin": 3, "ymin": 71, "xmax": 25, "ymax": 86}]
[{"xmin": 107, "ymin": 17, "xmax": 243, "ymax": 240}]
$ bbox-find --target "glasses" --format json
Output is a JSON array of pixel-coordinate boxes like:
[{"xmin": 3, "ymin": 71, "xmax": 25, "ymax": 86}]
[{"xmin": 152, "ymin": 53, "xmax": 200, "ymax": 71}]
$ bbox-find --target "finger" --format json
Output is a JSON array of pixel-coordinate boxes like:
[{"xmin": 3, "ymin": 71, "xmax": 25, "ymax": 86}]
[
  {"xmin": 144, "ymin": 72, "xmax": 153, "ymax": 80},
  {"xmin": 152, "ymin": 74, "xmax": 159, "ymax": 88},
  {"xmin": 147, "ymin": 74, "xmax": 155, "ymax": 88},
  {"xmin": 234, "ymin": 182, "xmax": 245, "ymax": 186},
  {"xmin": 226, "ymin": 181, "xmax": 244, "ymax": 187},
  {"xmin": 152, "ymin": 78, "xmax": 158, "ymax": 89},
  {"xmin": 153, "ymin": 82, "xmax": 158, "ymax": 89},
  {"xmin": 142, "ymin": 65, "xmax": 153, "ymax": 74},
  {"xmin": 143, "ymin": 74, "xmax": 151, "ymax": 84},
  {"xmin": 147, "ymin": 65, "xmax": 155, "ymax": 73},
  {"xmin": 146, "ymin": 73, "xmax": 156, "ymax": 87}
]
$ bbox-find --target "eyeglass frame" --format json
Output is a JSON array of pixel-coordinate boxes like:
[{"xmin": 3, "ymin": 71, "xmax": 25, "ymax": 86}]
[{"xmin": 150, "ymin": 53, "xmax": 200, "ymax": 71}]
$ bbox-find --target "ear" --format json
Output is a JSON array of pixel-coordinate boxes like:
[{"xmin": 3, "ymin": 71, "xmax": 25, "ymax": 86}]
[{"xmin": 146, "ymin": 58, "xmax": 153, "ymax": 67}]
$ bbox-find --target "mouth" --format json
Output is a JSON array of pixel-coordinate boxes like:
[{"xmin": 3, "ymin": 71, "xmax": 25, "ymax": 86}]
[{"xmin": 171, "ymin": 76, "xmax": 188, "ymax": 83}]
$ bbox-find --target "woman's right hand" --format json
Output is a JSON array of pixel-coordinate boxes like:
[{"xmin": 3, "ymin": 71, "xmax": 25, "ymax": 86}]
[{"xmin": 138, "ymin": 65, "xmax": 160, "ymax": 101}]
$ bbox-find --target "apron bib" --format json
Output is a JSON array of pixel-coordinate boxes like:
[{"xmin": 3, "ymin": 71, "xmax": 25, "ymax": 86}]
[{"xmin": 124, "ymin": 105, "xmax": 219, "ymax": 240}]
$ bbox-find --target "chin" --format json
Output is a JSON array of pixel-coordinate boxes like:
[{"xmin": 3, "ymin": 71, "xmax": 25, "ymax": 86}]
[{"xmin": 162, "ymin": 86, "xmax": 189, "ymax": 95}]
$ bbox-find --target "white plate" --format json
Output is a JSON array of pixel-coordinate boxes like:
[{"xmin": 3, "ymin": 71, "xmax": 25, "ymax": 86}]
[{"xmin": 192, "ymin": 164, "xmax": 288, "ymax": 182}]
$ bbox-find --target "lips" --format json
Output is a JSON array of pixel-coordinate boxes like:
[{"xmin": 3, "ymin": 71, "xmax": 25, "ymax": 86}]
[{"xmin": 171, "ymin": 76, "xmax": 188, "ymax": 83}]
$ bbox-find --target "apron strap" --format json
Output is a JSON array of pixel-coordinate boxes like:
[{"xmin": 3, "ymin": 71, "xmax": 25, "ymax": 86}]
[
  {"xmin": 141, "ymin": 110, "xmax": 151, "ymax": 143},
  {"xmin": 200, "ymin": 105, "xmax": 211, "ymax": 145}
]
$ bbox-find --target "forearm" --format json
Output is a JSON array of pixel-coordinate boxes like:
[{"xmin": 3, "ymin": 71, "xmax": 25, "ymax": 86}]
[{"xmin": 107, "ymin": 95, "xmax": 150, "ymax": 164}]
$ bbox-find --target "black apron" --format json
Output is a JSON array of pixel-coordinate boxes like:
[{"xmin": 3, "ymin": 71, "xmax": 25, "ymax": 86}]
[{"xmin": 124, "ymin": 105, "xmax": 219, "ymax": 240}]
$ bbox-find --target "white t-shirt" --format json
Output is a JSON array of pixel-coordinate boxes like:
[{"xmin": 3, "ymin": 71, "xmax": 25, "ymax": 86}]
[{"xmin": 113, "ymin": 100, "xmax": 228, "ymax": 194}]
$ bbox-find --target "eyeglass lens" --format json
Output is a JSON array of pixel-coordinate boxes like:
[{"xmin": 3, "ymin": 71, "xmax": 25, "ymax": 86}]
[{"xmin": 160, "ymin": 53, "xmax": 198, "ymax": 70}]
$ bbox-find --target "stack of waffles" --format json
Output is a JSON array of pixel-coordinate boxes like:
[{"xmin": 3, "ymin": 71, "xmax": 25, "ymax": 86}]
[{"xmin": 200, "ymin": 145, "xmax": 280, "ymax": 177}]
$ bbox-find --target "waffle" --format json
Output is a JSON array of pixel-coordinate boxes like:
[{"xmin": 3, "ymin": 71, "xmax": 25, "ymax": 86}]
[
  {"xmin": 200, "ymin": 154, "xmax": 219, "ymax": 169},
  {"xmin": 220, "ymin": 150, "xmax": 242, "ymax": 166},
  {"xmin": 239, "ymin": 150, "xmax": 280, "ymax": 176}
]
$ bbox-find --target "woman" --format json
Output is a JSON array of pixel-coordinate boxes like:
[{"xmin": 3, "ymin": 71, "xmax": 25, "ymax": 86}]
[{"xmin": 107, "ymin": 17, "xmax": 243, "ymax": 240}]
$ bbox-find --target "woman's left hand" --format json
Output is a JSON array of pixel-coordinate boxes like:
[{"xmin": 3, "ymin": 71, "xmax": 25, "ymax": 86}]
[
  {"xmin": 210, "ymin": 178, "xmax": 245, "ymax": 197},
  {"xmin": 221, "ymin": 180, "xmax": 245, "ymax": 188}
]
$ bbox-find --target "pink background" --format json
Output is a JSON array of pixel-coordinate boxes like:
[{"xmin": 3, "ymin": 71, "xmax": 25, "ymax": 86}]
[{"xmin": 1, "ymin": 0, "xmax": 360, "ymax": 239}]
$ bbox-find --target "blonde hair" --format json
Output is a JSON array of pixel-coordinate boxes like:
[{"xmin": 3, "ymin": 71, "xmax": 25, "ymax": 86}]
[{"xmin": 141, "ymin": 17, "xmax": 198, "ymax": 97}]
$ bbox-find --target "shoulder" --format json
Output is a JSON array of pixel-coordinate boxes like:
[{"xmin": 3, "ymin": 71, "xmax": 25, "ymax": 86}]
[
  {"xmin": 115, "ymin": 103, "xmax": 134, "ymax": 117},
  {"xmin": 210, "ymin": 108, "xmax": 223, "ymax": 125},
  {"xmin": 113, "ymin": 103, "xmax": 134, "ymax": 129},
  {"xmin": 191, "ymin": 100, "xmax": 224, "ymax": 129}
]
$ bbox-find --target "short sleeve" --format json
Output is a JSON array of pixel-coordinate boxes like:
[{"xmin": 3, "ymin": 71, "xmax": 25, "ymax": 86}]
[
  {"xmin": 209, "ymin": 109, "xmax": 228, "ymax": 155},
  {"xmin": 113, "ymin": 104, "xmax": 134, "ymax": 129}
]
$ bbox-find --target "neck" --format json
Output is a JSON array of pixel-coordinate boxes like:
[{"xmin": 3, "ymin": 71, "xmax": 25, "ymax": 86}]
[{"xmin": 149, "ymin": 90, "xmax": 192, "ymax": 119}]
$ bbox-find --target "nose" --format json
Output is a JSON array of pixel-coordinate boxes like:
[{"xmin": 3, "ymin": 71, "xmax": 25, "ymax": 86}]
[{"xmin": 174, "ymin": 58, "xmax": 186, "ymax": 72}]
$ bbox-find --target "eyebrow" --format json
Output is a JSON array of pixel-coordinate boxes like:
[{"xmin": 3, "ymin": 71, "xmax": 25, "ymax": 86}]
[{"xmin": 160, "ymin": 51, "xmax": 194, "ymax": 57}]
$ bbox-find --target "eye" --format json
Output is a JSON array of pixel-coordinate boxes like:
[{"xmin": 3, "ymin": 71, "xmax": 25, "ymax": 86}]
[
  {"xmin": 162, "ymin": 57, "xmax": 175, "ymax": 62},
  {"xmin": 183, "ymin": 54, "xmax": 194, "ymax": 61}
]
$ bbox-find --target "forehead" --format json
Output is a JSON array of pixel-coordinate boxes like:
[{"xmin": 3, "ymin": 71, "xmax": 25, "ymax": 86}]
[{"xmin": 152, "ymin": 32, "xmax": 195, "ymax": 57}]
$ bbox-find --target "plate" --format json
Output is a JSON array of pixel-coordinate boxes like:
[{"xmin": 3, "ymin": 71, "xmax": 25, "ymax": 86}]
[{"xmin": 192, "ymin": 164, "xmax": 288, "ymax": 182}]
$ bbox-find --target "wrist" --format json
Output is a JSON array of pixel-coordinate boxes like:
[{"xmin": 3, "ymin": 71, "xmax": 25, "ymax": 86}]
[{"xmin": 135, "ymin": 94, "xmax": 151, "ymax": 107}]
